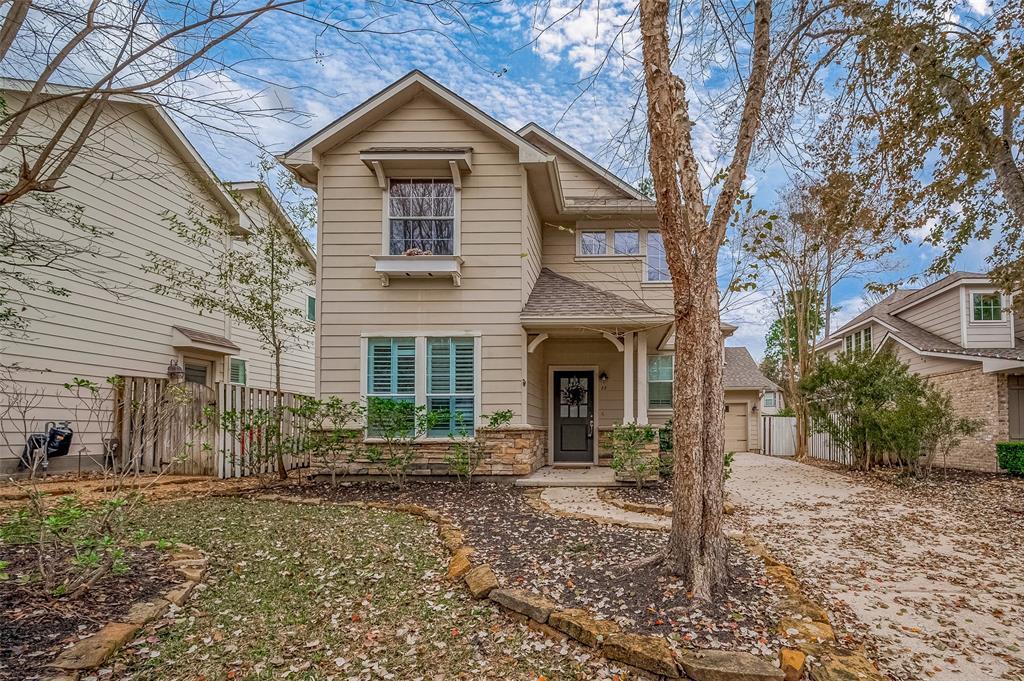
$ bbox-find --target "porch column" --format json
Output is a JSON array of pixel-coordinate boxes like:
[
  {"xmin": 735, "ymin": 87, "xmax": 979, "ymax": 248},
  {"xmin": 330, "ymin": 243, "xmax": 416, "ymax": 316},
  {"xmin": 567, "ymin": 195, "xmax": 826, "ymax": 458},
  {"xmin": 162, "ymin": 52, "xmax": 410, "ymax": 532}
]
[
  {"xmin": 636, "ymin": 331, "xmax": 648, "ymax": 425},
  {"xmin": 623, "ymin": 332, "xmax": 635, "ymax": 423}
]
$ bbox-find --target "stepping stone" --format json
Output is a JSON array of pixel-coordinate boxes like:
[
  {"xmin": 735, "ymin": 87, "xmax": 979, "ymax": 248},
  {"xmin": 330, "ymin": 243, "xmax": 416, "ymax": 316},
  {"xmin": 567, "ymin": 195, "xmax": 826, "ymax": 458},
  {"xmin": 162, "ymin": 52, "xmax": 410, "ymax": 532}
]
[
  {"xmin": 678, "ymin": 649, "xmax": 785, "ymax": 681},
  {"xmin": 49, "ymin": 622, "xmax": 139, "ymax": 670},
  {"xmin": 489, "ymin": 588, "xmax": 557, "ymax": 623},
  {"xmin": 164, "ymin": 581, "xmax": 195, "ymax": 607},
  {"xmin": 603, "ymin": 633, "xmax": 680, "ymax": 678},
  {"xmin": 121, "ymin": 599, "xmax": 170, "ymax": 625},
  {"xmin": 548, "ymin": 608, "xmax": 619, "ymax": 648},
  {"xmin": 464, "ymin": 565, "xmax": 498, "ymax": 599}
]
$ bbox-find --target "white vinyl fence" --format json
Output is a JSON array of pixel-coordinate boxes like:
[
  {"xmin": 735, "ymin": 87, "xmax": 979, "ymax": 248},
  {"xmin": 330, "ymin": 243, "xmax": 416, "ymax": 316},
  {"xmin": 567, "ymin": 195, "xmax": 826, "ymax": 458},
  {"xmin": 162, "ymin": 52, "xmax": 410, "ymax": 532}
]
[{"xmin": 760, "ymin": 414, "xmax": 854, "ymax": 465}]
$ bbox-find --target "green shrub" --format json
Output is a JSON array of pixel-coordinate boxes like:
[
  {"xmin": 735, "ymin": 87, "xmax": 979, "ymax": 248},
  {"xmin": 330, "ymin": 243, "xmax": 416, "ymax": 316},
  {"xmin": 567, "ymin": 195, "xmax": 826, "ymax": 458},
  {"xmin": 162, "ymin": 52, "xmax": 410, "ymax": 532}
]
[
  {"xmin": 997, "ymin": 442, "xmax": 1024, "ymax": 477},
  {"xmin": 724, "ymin": 450, "xmax": 735, "ymax": 481},
  {"xmin": 445, "ymin": 409, "xmax": 514, "ymax": 485},
  {"xmin": 608, "ymin": 423, "xmax": 658, "ymax": 488}
]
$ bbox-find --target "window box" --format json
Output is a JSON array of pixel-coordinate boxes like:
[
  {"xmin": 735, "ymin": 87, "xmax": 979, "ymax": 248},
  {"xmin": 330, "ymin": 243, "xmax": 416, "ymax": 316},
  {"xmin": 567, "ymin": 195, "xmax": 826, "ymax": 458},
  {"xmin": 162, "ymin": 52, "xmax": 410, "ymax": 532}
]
[{"xmin": 370, "ymin": 254, "xmax": 464, "ymax": 287}]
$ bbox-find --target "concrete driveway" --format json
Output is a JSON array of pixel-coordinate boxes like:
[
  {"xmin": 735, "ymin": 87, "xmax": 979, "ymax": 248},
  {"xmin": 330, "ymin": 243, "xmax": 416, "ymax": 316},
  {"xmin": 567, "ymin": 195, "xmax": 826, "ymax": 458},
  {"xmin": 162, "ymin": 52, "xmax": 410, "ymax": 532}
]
[{"xmin": 726, "ymin": 453, "xmax": 1024, "ymax": 681}]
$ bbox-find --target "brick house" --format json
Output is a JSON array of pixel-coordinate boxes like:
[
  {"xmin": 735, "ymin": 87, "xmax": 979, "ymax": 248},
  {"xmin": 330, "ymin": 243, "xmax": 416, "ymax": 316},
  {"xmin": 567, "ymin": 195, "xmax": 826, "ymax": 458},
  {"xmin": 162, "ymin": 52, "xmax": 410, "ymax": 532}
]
[{"xmin": 820, "ymin": 272, "xmax": 1023, "ymax": 471}]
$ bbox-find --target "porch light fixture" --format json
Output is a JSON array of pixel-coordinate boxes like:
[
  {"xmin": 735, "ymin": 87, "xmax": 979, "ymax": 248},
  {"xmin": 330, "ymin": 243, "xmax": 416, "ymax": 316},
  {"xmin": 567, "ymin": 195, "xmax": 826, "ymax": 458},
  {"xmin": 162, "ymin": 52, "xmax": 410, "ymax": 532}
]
[
  {"xmin": 599, "ymin": 371, "xmax": 609, "ymax": 387},
  {"xmin": 166, "ymin": 360, "xmax": 185, "ymax": 382}
]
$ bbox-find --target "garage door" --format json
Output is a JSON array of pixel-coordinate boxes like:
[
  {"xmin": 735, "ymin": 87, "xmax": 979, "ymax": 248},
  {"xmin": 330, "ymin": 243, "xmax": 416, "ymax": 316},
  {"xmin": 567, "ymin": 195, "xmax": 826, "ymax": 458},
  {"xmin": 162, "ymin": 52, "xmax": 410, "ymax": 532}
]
[{"xmin": 724, "ymin": 403, "xmax": 748, "ymax": 453}]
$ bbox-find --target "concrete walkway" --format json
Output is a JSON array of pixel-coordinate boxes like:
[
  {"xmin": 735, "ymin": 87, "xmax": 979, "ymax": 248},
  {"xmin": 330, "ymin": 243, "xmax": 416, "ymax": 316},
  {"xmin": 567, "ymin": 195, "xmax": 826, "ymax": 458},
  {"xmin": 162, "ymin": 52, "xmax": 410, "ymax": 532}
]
[
  {"xmin": 514, "ymin": 465, "xmax": 620, "ymax": 487},
  {"xmin": 727, "ymin": 453, "xmax": 1024, "ymax": 681},
  {"xmin": 539, "ymin": 487, "xmax": 669, "ymax": 531}
]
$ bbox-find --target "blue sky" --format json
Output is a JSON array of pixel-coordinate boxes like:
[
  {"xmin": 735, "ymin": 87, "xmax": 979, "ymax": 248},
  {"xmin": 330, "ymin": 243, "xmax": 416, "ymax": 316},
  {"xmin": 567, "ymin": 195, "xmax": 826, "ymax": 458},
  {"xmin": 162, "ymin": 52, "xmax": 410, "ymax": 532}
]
[{"xmin": 181, "ymin": 0, "xmax": 996, "ymax": 359}]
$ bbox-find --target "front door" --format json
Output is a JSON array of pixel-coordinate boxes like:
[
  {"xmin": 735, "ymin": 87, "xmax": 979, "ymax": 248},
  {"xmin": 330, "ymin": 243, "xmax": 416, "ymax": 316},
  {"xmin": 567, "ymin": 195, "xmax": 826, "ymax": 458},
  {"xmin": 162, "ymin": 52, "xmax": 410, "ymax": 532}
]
[{"xmin": 553, "ymin": 370, "xmax": 595, "ymax": 463}]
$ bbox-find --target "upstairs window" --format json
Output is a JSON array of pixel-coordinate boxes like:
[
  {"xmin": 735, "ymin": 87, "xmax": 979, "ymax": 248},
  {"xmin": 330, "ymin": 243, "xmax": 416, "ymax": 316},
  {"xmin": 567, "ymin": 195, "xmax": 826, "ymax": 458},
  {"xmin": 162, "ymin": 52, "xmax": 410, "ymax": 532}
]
[
  {"xmin": 388, "ymin": 179, "xmax": 454, "ymax": 255},
  {"xmin": 577, "ymin": 229, "xmax": 640, "ymax": 257},
  {"xmin": 844, "ymin": 328, "xmax": 872, "ymax": 353},
  {"xmin": 613, "ymin": 230, "xmax": 640, "ymax": 255},
  {"xmin": 763, "ymin": 391, "xmax": 776, "ymax": 408},
  {"xmin": 972, "ymin": 293, "xmax": 1003, "ymax": 321},
  {"xmin": 648, "ymin": 354, "xmax": 673, "ymax": 409},
  {"xmin": 306, "ymin": 295, "xmax": 316, "ymax": 321},
  {"xmin": 646, "ymin": 231, "xmax": 670, "ymax": 282}
]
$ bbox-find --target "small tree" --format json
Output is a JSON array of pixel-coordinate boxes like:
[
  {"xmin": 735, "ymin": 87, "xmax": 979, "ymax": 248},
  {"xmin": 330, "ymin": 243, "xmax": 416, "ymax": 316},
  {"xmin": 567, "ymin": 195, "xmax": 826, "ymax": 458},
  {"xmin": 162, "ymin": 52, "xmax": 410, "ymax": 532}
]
[
  {"xmin": 291, "ymin": 396, "xmax": 364, "ymax": 486},
  {"xmin": 364, "ymin": 398, "xmax": 440, "ymax": 490},
  {"xmin": 147, "ymin": 162, "xmax": 314, "ymax": 480},
  {"xmin": 608, "ymin": 423, "xmax": 658, "ymax": 489},
  {"xmin": 445, "ymin": 409, "xmax": 514, "ymax": 485},
  {"xmin": 803, "ymin": 350, "xmax": 977, "ymax": 473}
]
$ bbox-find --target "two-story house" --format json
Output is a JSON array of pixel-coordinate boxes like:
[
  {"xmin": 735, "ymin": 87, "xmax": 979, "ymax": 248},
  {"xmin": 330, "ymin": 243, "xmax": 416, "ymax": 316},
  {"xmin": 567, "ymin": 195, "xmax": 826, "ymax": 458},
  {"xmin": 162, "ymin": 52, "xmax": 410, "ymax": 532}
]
[
  {"xmin": 0, "ymin": 82, "xmax": 316, "ymax": 474},
  {"xmin": 819, "ymin": 272, "xmax": 1023, "ymax": 471},
  {"xmin": 280, "ymin": 71, "xmax": 778, "ymax": 476}
]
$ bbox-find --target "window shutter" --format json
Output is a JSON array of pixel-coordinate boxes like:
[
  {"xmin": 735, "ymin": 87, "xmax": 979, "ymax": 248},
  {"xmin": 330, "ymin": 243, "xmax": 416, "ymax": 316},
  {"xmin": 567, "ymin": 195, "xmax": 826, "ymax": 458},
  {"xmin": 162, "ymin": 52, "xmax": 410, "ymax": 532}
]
[
  {"xmin": 428, "ymin": 338, "xmax": 451, "ymax": 394},
  {"xmin": 307, "ymin": 295, "xmax": 316, "ymax": 321},
  {"xmin": 394, "ymin": 338, "xmax": 415, "ymax": 394},
  {"xmin": 453, "ymin": 338, "xmax": 474, "ymax": 394},
  {"xmin": 230, "ymin": 359, "xmax": 246, "ymax": 385},
  {"xmin": 368, "ymin": 339, "xmax": 393, "ymax": 394}
]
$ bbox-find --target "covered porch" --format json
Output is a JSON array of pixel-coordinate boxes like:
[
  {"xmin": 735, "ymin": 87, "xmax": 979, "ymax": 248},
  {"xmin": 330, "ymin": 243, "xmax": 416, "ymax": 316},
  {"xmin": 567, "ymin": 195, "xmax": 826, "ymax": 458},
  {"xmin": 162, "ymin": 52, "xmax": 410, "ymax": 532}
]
[{"xmin": 520, "ymin": 269, "xmax": 675, "ymax": 467}]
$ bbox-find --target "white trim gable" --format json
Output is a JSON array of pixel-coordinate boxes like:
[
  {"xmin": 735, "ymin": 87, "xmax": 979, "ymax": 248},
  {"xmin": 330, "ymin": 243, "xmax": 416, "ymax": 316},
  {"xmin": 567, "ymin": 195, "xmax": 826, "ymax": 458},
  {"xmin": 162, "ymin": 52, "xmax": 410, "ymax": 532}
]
[{"xmin": 279, "ymin": 71, "xmax": 549, "ymax": 185}]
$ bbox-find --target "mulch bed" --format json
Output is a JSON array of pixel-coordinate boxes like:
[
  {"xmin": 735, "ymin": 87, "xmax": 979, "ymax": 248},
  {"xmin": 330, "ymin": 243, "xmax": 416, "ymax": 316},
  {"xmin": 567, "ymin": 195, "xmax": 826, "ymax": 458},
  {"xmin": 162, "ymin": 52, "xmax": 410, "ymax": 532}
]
[
  {"xmin": 612, "ymin": 481, "xmax": 671, "ymax": 508},
  {"xmin": 281, "ymin": 479, "xmax": 783, "ymax": 657},
  {"xmin": 0, "ymin": 545, "xmax": 180, "ymax": 681}
]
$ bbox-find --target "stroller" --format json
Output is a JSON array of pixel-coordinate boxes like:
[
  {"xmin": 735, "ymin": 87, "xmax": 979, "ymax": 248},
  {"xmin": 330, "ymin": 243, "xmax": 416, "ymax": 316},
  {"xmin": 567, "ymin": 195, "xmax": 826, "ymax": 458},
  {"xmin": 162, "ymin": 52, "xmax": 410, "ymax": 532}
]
[{"xmin": 18, "ymin": 421, "xmax": 74, "ymax": 474}]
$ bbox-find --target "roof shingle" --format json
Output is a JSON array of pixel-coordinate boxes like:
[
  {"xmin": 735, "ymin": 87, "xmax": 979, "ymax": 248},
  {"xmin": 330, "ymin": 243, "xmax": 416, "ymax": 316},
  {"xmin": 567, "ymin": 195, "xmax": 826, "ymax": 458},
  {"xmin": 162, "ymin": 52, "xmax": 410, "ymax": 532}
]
[
  {"xmin": 522, "ymin": 268, "xmax": 669, "ymax": 321},
  {"xmin": 723, "ymin": 347, "xmax": 779, "ymax": 390}
]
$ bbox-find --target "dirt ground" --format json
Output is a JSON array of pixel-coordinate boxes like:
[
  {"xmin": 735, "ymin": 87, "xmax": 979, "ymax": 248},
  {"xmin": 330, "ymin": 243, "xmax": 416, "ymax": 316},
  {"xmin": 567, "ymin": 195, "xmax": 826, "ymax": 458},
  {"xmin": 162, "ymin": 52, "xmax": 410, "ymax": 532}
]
[{"xmin": 726, "ymin": 453, "xmax": 1024, "ymax": 681}]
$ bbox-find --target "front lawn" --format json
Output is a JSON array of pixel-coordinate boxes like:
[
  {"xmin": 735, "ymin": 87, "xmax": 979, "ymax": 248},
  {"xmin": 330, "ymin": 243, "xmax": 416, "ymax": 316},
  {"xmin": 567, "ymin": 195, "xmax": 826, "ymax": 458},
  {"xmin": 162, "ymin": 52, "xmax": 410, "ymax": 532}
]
[{"xmin": 115, "ymin": 497, "xmax": 623, "ymax": 680}]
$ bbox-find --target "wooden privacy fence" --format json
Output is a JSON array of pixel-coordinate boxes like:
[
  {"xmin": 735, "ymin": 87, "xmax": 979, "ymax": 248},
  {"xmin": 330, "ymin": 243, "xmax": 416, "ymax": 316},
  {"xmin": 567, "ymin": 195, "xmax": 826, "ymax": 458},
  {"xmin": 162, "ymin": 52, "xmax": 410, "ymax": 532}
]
[
  {"xmin": 115, "ymin": 376, "xmax": 313, "ymax": 478},
  {"xmin": 760, "ymin": 413, "xmax": 854, "ymax": 465}
]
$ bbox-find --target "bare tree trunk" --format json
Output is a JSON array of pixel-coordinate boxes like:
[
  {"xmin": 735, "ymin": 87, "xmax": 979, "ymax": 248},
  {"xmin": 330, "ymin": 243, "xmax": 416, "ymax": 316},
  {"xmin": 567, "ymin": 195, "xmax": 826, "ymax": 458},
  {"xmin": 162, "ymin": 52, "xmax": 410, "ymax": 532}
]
[{"xmin": 639, "ymin": 0, "xmax": 771, "ymax": 599}]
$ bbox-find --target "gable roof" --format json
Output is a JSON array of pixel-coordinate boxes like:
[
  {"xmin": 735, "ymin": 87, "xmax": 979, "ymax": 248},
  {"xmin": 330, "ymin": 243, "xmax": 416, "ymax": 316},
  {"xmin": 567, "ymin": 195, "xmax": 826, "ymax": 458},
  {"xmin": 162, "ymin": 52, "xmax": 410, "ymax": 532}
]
[
  {"xmin": 887, "ymin": 271, "xmax": 989, "ymax": 315},
  {"xmin": 522, "ymin": 268, "xmax": 669, "ymax": 323},
  {"xmin": 517, "ymin": 123, "xmax": 645, "ymax": 201},
  {"xmin": 723, "ymin": 347, "xmax": 779, "ymax": 390},
  {"xmin": 823, "ymin": 279, "xmax": 1024, "ymax": 366},
  {"xmin": 279, "ymin": 71, "xmax": 550, "ymax": 185},
  {"xmin": 225, "ymin": 181, "xmax": 316, "ymax": 271},
  {"xmin": 0, "ymin": 78, "xmax": 246, "ymax": 232}
]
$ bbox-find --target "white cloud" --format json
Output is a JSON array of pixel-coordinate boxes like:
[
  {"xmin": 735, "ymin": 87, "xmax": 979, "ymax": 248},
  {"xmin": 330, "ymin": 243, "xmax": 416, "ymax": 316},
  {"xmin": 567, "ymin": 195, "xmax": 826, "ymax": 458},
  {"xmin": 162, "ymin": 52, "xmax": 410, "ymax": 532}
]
[{"xmin": 830, "ymin": 295, "xmax": 870, "ymax": 331}]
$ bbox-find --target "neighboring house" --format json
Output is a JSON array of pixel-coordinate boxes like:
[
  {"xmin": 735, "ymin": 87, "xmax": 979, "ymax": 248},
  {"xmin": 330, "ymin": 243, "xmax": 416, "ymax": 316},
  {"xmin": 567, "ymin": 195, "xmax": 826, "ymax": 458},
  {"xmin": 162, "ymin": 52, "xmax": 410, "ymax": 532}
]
[
  {"xmin": 280, "ymin": 70, "xmax": 777, "ymax": 475},
  {"xmin": 0, "ymin": 83, "xmax": 316, "ymax": 474},
  {"xmin": 760, "ymin": 388, "xmax": 784, "ymax": 415},
  {"xmin": 819, "ymin": 272, "xmax": 1023, "ymax": 471}
]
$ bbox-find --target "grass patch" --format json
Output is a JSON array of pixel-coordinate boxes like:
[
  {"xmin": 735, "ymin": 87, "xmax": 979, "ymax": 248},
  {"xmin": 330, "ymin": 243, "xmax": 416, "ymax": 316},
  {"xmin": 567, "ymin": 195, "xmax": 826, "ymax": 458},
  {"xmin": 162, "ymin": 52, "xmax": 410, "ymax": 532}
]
[{"xmin": 117, "ymin": 498, "xmax": 616, "ymax": 680}]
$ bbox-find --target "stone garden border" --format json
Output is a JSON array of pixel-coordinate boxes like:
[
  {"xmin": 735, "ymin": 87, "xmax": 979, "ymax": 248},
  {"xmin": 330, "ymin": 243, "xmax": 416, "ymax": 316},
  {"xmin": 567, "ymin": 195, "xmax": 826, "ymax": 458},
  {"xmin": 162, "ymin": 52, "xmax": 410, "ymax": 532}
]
[{"xmin": 43, "ymin": 542, "xmax": 210, "ymax": 680}]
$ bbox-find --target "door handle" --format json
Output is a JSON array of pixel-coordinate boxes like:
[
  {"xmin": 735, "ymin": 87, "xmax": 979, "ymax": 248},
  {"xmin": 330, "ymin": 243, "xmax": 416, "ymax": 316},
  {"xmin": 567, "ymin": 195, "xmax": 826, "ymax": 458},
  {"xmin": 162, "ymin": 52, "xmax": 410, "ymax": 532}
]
[{"xmin": 587, "ymin": 419, "xmax": 594, "ymax": 437}]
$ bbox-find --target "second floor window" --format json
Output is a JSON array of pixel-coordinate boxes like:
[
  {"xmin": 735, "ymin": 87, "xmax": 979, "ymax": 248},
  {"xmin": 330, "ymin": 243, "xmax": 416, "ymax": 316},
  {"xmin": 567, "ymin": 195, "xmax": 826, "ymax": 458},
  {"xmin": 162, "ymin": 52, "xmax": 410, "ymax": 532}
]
[
  {"xmin": 972, "ymin": 293, "xmax": 1003, "ymax": 321},
  {"xmin": 646, "ymin": 231, "xmax": 670, "ymax": 282},
  {"xmin": 388, "ymin": 179, "xmax": 455, "ymax": 255},
  {"xmin": 763, "ymin": 391, "xmax": 776, "ymax": 408},
  {"xmin": 844, "ymin": 327, "xmax": 871, "ymax": 353}
]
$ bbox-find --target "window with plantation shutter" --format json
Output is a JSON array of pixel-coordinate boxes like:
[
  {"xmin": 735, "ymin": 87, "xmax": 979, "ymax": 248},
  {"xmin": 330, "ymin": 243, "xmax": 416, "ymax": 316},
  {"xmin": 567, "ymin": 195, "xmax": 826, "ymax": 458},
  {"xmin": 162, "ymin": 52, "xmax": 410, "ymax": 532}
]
[
  {"xmin": 426, "ymin": 337, "xmax": 476, "ymax": 436},
  {"xmin": 367, "ymin": 338, "xmax": 415, "ymax": 401},
  {"xmin": 229, "ymin": 358, "xmax": 246, "ymax": 385}
]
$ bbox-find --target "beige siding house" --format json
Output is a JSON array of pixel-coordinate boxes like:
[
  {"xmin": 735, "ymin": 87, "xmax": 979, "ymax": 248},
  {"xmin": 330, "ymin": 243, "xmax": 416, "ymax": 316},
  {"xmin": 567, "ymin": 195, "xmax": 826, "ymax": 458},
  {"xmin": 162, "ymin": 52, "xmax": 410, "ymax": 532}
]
[
  {"xmin": 281, "ymin": 71, "xmax": 777, "ymax": 476},
  {"xmin": 820, "ymin": 272, "xmax": 1023, "ymax": 471},
  {"xmin": 0, "ymin": 85, "xmax": 315, "ymax": 474}
]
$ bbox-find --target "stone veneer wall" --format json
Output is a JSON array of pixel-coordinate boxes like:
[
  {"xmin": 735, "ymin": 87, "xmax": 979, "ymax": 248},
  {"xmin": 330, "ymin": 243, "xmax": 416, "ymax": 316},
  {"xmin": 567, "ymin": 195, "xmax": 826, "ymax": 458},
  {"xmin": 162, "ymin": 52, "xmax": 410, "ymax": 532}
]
[
  {"xmin": 927, "ymin": 368, "xmax": 1009, "ymax": 472},
  {"xmin": 337, "ymin": 426, "xmax": 547, "ymax": 477}
]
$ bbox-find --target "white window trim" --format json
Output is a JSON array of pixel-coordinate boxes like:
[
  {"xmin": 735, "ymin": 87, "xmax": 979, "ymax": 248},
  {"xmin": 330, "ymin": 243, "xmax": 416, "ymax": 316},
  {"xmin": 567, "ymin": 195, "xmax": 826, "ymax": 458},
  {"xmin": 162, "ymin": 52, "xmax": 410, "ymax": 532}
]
[
  {"xmin": 380, "ymin": 177, "xmax": 462, "ymax": 257},
  {"xmin": 642, "ymin": 228, "xmax": 671, "ymax": 284},
  {"xmin": 647, "ymin": 352, "xmax": 674, "ymax": 412},
  {"xmin": 574, "ymin": 228, "xmax": 642, "ymax": 259},
  {"xmin": 968, "ymin": 289, "xmax": 1006, "ymax": 324},
  {"xmin": 228, "ymin": 357, "xmax": 248, "ymax": 386},
  {"xmin": 359, "ymin": 331, "xmax": 482, "ymax": 440}
]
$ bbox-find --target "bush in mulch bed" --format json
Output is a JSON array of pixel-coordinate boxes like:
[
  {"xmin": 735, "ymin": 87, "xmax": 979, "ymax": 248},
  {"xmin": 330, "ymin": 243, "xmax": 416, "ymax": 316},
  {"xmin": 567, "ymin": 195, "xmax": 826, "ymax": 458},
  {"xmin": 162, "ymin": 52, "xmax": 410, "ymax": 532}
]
[
  {"xmin": 284, "ymin": 479, "xmax": 784, "ymax": 658},
  {"xmin": 0, "ymin": 544, "xmax": 179, "ymax": 681}
]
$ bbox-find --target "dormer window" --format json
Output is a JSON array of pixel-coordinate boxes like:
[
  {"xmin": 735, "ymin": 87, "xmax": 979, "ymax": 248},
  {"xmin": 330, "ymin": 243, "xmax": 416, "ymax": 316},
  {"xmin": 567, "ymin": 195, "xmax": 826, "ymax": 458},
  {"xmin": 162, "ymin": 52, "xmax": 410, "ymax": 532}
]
[
  {"xmin": 388, "ymin": 179, "xmax": 455, "ymax": 255},
  {"xmin": 972, "ymin": 292, "xmax": 1003, "ymax": 322}
]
